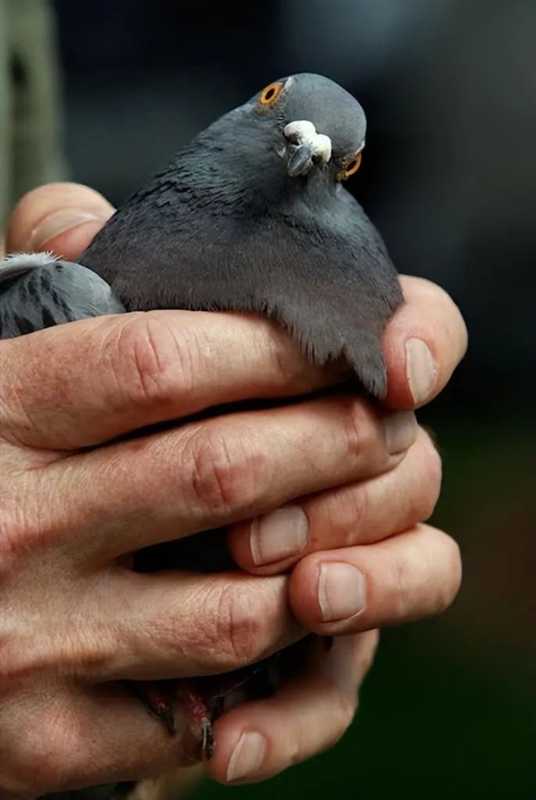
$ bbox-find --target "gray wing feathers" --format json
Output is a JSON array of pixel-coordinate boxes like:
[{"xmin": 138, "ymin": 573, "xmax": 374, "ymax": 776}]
[
  {"xmin": 0, "ymin": 252, "xmax": 60, "ymax": 284},
  {"xmin": 0, "ymin": 255, "xmax": 125, "ymax": 338}
]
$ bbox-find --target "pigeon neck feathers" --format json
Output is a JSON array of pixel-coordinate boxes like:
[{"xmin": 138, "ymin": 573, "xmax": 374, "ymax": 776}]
[{"xmin": 132, "ymin": 107, "xmax": 340, "ymax": 221}]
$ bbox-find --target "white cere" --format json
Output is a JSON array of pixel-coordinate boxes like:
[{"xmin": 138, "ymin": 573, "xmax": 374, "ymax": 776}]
[{"xmin": 284, "ymin": 120, "xmax": 332, "ymax": 164}]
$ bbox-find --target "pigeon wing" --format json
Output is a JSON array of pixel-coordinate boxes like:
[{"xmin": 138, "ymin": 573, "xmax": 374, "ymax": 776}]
[{"xmin": 0, "ymin": 254, "xmax": 125, "ymax": 338}]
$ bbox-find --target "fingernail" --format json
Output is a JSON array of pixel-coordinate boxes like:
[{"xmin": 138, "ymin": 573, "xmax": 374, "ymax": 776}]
[
  {"xmin": 405, "ymin": 338, "xmax": 437, "ymax": 405},
  {"xmin": 226, "ymin": 731, "xmax": 267, "ymax": 783},
  {"xmin": 250, "ymin": 505, "xmax": 308, "ymax": 565},
  {"xmin": 318, "ymin": 562, "xmax": 366, "ymax": 622},
  {"xmin": 383, "ymin": 410, "xmax": 417, "ymax": 454},
  {"xmin": 30, "ymin": 209, "xmax": 106, "ymax": 249}
]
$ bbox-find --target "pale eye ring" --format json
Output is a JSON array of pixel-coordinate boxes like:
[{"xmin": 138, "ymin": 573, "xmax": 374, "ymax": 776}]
[
  {"xmin": 338, "ymin": 151, "xmax": 362, "ymax": 181},
  {"xmin": 259, "ymin": 81, "xmax": 285, "ymax": 107}
]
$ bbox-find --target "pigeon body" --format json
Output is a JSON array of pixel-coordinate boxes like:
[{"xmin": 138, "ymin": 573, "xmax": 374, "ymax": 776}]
[
  {"xmin": 82, "ymin": 72, "xmax": 402, "ymax": 398},
  {"xmin": 0, "ymin": 73, "xmax": 404, "ymax": 792}
]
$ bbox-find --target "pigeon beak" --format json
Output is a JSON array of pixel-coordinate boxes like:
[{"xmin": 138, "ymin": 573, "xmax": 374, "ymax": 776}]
[
  {"xmin": 286, "ymin": 143, "xmax": 314, "ymax": 177},
  {"xmin": 283, "ymin": 120, "xmax": 332, "ymax": 179}
]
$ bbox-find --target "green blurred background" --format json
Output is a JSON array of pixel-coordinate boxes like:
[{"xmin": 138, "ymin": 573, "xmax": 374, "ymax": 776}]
[{"xmin": 5, "ymin": 0, "xmax": 536, "ymax": 796}]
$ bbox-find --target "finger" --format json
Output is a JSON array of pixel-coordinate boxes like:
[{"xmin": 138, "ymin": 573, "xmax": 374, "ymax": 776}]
[
  {"xmin": 208, "ymin": 632, "xmax": 378, "ymax": 784},
  {"xmin": 0, "ymin": 310, "xmax": 345, "ymax": 451},
  {"xmin": 228, "ymin": 427, "xmax": 441, "ymax": 572},
  {"xmin": 5, "ymin": 182, "xmax": 114, "ymax": 259},
  {"xmin": 383, "ymin": 275, "xmax": 468, "ymax": 409},
  {"xmin": 39, "ymin": 398, "xmax": 416, "ymax": 559},
  {"xmin": 0, "ymin": 681, "xmax": 199, "ymax": 795},
  {"xmin": 288, "ymin": 524, "xmax": 462, "ymax": 635},
  {"xmin": 62, "ymin": 570, "xmax": 301, "ymax": 681}
]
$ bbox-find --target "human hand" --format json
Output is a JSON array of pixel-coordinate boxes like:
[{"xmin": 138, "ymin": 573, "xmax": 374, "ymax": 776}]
[
  {"xmin": 212, "ymin": 274, "xmax": 466, "ymax": 783},
  {"xmin": 0, "ymin": 184, "xmax": 423, "ymax": 795},
  {"xmin": 228, "ymin": 275, "xmax": 466, "ymax": 632}
]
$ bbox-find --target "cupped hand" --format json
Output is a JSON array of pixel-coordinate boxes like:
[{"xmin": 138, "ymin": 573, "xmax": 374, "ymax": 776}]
[
  {"xmin": 214, "ymin": 273, "xmax": 466, "ymax": 785},
  {"xmin": 0, "ymin": 184, "xmax": 427, "ymax": 796},
  {"xmin": 228, "ymin": 275, "xmax": 466, "ymax": 639}
]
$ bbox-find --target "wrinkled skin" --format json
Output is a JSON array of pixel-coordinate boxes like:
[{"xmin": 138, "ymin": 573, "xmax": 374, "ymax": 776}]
[{"xmin": 0, "ymin": 184, "xmax": 466, "ymax": 798}]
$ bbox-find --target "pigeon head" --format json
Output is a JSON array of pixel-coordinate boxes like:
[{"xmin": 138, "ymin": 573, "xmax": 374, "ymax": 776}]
[
  {"xmin": 252, "ymin": 73, "xmax": 367, "ymax": 181},
  {"xmin": 196, "ymin": 73, "xmax": 367, "ymax": 201}
]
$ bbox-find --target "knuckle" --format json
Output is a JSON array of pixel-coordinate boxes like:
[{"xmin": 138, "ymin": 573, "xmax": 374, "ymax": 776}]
[
  {"xmin": 343, "ymin": 399, "xmax": 378, "ymax": 462},
  {"xmin": 0, "ymin": 465, "xmax": 70, "ymax": 572},
  {"xmin": 0, "ymin": 485, "xmax": 46, "ymax": 573},
  {"xmin": 212, "ymin": 583, "xmax": 264, "ymax": 668},
  {"xmin": 323, "ymin": 483, "xmax": 369, "ymax": 546},
  {"xmin": 185, "ymin": 426, "xmax": 266, "ymax": 516},
  {"xmin": 155, "ymin": 581, "xmax": 268, "ymax": 672},
  {"xmin": 104, "ymin": 313, "xmax": 186, "ymax": 409},
  {"xmin": 343, "ymin": 482, "xmax": 370, "ymax": 540}
]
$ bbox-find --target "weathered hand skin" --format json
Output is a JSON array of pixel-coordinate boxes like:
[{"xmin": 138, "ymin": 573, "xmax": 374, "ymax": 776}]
[{"xmin": 0, "ymin": 72, "xmax": 466, "ymax": 798}]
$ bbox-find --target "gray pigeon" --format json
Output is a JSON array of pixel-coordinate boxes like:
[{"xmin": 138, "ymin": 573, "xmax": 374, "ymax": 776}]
[
  {"xmin": 81, "ymin": 73, "xmax": 402, "ymax": 397},
  {"xmin": 0, "ymin": 73, "xmax": 403, "ymax": 791},
  {"xmin": 1, "ymin": 73, "xmax": 402, "ymax": 396}
]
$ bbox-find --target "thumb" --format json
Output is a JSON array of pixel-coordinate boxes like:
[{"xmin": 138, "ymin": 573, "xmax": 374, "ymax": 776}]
[{"xmin": 5, "ymin": 182, "xmax": 115, "ymax": 260}]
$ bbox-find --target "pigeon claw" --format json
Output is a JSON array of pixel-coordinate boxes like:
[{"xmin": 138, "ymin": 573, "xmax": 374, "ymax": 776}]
[
  {"xmin": 132, "ymin": 680, "xmax": 215, "ymax": 758},
  {"xmin": 201, "ymin": 717, "xmax": 215, "ymax": 760},
  {"xmin": 132, "ymin": 681, "xmax": 177, "ymax": 736},
  {"xmin": 178, "ymin": 682, "xmax": 215, "ymax": 760}
]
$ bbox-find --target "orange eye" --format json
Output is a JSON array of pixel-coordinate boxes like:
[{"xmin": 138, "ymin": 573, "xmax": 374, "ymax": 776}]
[
  {"xmin": 259, "ymin": 81, "xmax": 285, "ymax": 107},
  {"xmin": 338, "ymin": 151, "xmax": 362, "ymax": 181}
]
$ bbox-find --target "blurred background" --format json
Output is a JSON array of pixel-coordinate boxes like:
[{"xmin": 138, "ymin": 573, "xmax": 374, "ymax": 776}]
[{"xmin": 4, "ymin": 0, "xmax": 536, "ymax": 797}]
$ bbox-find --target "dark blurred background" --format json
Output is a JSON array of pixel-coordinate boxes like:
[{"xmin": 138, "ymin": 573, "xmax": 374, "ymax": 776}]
[{"xmin": 50, "ymin": 1, "xmax": 536, "ymax": 797}]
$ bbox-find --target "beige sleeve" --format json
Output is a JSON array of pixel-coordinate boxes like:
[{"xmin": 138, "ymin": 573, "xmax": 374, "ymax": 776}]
[{"xmin": 0, "ymin": 0, "xmax": 67, "ymax": 231}]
